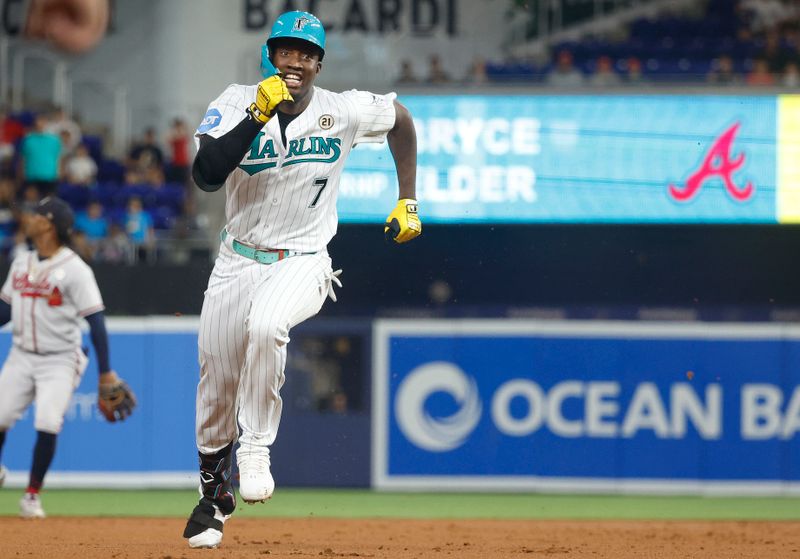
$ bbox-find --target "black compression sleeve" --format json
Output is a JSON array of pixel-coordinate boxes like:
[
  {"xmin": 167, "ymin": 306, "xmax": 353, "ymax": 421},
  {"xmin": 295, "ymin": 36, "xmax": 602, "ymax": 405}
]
[
  {"xmin": 85, "ymin": 311, "xmax": 111, "ymax": 375},
  {"xmin": 0, "ymin": 299, "xmax": 10, "ymax": 327},
  {"xmin": 193, "ymin": 115, "xmax": 264, "ymax": 192}
]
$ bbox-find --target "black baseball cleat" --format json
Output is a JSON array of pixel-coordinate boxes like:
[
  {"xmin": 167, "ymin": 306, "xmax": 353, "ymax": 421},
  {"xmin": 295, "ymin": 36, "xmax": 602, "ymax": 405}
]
[
  {"xmin": 184, "ymin": 498, "xmax": 230, "ymax": 548},
  {"xmin": 184, "ymin": 444, "xmax": 237, "ymax": 548}
]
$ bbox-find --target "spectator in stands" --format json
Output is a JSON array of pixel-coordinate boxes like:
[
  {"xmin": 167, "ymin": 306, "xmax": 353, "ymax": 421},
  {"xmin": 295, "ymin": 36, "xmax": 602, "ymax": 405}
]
[
  {"xmin": 64, "ymin": 143, "xmax": 98, "ymax": 186},
  {"xmin": 57, "ymin": 129, "xmax": 76, "ymax": 160},
  {"xmin": 127, "ymin": 127, "xmax": 164, "ymax": 183},
  {"xmin": 18, "ymin": 184, "xmax": 41, "ymax": 211},
  {"xmin": 123, "ymin": 196, "xmax": 155, "ymax": 253},
  {"xmin": 546, "ymin": 49, "xmax": 584, "ymax": 87},
  {"xmin": 47, "ymin": 106, "xmax": 82, "ymax": 154},
  {"xmin": 746, "ymin": 58, "xmax": 777, "ymax": 86},
  {"xmin": 589, "ymin": 56, "xmax": 621, "ymax": 87},
  {"xmin": 624, "ymin": 57, "xmax": 646, "ymax": 86},
  {"xmin": 0, "ymin": 107, "xmax": 24, "ymax": 177},
  {"xmin": 18, "ymin": 114, "xmax": 62, "ymax": 197},
  {"xmin": 96, "ymin": 222, "xmax": 134, "ymax": 264},
  {"xmin": 70, "ymin": 230, "xmax": 94, "ymax": 262},
  {"xmin": 143, "ymin": 164, "xmax": 166, "ymax": 189},
  {"xmin": 166, "ymin": 118, "xmax": 191, "ymax": 184},
  {"xmin": 0, "ymin": 178, "xmax": 17, "ymax": 247},
  {"xmin": 463, "ymin": 57, "xmax": 489, "ymax": 85},
  {"xmin": 74, "ymin": 200, "xmax": 108, "ymax": 246},
  {"xmin": 783, "ymin": 62, "xmax": 800, "ymax": 87},
  {"xmin": 395, "ymin": 59, "xmax": 418, "ymax": 84},
  {"xmin": 707, "ymin": 55, "xmax": 742, "ymax": 85},
  {"xmin": 426, "ymin": 55, "xmax": 451, "ymax": 84}
]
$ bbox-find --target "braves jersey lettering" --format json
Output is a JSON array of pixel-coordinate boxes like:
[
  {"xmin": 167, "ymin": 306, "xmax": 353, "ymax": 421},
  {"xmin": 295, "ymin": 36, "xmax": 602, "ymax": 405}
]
[{"xmin": 195, "ymin": 85, "xmax": 396, "ymax": 251}]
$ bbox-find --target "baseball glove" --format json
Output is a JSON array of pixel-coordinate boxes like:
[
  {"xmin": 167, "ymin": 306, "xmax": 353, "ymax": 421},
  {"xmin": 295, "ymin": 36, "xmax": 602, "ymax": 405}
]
[{"xmin": 98, "ymin": 374, "xmax": 137, "ymax": 422}]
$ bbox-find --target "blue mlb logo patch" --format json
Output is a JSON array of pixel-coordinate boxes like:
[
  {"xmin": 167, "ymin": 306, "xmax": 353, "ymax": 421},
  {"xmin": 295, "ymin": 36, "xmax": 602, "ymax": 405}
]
[{"xmin": 197, "ymin": 109, "xmax": 222, "ymax": 133}]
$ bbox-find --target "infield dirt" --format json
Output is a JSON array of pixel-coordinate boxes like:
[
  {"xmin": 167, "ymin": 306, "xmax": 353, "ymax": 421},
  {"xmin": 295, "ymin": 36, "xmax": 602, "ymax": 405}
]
[{"xmin": 2, "ymin": 517, "xmax": 798, "ymax": 558}]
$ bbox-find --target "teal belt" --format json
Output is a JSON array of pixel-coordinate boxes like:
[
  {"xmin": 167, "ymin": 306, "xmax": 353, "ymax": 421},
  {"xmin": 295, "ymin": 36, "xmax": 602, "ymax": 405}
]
[{"xmin": 220, "ymin": 230, "xmax": 313, "ymax": 265}]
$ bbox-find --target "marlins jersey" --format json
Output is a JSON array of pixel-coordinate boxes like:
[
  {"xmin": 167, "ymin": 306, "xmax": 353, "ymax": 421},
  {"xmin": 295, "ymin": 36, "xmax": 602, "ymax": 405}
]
[
  {"xmin": 196, "ymin": 85, "xmax": 397, "ymax": 252},
  {"xmin": 0, "ymin": 247, "xmax": 104, "ymax": 354}
]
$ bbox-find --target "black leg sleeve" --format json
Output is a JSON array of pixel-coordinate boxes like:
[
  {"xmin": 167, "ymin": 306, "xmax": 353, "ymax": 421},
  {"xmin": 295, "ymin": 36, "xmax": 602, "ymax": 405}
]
[
  {"xmin": 29, "ymin": 431, "xmax": 57, "ymax": 491},
  {"xmin": 197, "ymin": 442, "xmax": 236, "ymax": 515}
]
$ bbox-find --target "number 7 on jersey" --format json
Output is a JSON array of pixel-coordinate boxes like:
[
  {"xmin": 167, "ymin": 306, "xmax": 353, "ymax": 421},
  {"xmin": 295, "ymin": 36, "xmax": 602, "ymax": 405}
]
[{"xmin": 309, "ymin": 177, "xmax": 328, "ymax": 208}]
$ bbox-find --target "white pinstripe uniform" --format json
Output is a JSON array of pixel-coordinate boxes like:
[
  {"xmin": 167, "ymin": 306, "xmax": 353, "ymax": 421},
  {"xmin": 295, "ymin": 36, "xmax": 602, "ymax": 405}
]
[
  {"xmin": 0, "ymin": 247, "xmax": 98, "ymax": 434},
  {"xmin": 194, "ymin": 84, "xmax": 396, "ymax": 455}
]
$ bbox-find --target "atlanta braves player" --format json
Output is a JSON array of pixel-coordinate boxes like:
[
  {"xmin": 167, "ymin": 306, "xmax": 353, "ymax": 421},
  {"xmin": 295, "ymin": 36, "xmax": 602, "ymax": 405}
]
[
  {"xmin": 182, "ymin": 10, "xmax": 421, "ymax": 549},
  {"xmin": 0, "ymin": 197, "xmax": 135, "ymax": 519}
]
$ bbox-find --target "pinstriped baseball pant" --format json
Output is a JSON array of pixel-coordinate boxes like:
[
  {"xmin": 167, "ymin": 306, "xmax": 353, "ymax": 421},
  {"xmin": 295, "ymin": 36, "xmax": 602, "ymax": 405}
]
[{"xmin": 195, "ymin": 240, "xmax": 332, "ymax": 454}]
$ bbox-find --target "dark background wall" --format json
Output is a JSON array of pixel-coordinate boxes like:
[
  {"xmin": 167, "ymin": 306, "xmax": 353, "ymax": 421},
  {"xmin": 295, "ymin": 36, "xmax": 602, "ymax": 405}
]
[
  {"xmin": 3, "ymin": 224, "xmax": 795, "ymax": 316},
  {"xmin": 331, "ymin": 224, "xmax": 799, "ymax": 312}
]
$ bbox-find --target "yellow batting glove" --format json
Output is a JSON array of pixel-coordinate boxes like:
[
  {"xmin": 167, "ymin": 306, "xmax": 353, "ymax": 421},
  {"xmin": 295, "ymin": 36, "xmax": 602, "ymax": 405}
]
[
  {"xmin": 384, "ymin": 198, "xmax": 422, "ymax": 243},
  {"xmin": 247, "ymin": 75, "xmax": 293, "ymax": 124}
]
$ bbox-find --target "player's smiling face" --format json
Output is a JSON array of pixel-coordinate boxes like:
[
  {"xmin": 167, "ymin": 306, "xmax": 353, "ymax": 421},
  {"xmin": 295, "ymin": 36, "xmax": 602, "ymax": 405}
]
[{"xmin": 271, "ymin": 38, "xmax": 322, "ymax": 101}]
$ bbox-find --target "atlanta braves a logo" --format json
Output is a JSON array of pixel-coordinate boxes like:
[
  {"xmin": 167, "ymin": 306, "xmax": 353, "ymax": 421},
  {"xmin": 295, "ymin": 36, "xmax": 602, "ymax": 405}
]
[{"xmin": 668, "ymin": 122, "xmax": 754, "ymax": 202}]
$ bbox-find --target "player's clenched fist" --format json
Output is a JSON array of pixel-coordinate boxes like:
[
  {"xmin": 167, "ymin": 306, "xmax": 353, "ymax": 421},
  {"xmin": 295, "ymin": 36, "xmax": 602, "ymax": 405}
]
[
  {"xmin": 247, "ymin": 75, "xmax": 294, "ymax": 124},
  {"xmin": 384, "ymin": 198, "xmax": 422, "ymax": 243}
]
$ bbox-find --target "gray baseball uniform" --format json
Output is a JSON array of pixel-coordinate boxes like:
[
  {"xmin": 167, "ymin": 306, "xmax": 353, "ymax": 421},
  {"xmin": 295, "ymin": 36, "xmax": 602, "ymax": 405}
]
[{"xmin": 0, "ymin": 247, "xmax": 101, "ymax": 433}]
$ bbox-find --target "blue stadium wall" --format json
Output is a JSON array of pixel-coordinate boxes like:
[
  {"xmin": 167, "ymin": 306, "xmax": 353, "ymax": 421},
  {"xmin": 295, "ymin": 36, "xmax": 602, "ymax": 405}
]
[{"xmin": 1, "ymin": 317, "xmax": 799, "ymax": 495}]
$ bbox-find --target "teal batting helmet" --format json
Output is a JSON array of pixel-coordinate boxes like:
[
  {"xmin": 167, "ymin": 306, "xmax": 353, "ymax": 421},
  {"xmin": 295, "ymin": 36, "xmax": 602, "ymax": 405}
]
[{"xmin": 263, "ymin": 11, "xmax": 325, "ymax": 69}]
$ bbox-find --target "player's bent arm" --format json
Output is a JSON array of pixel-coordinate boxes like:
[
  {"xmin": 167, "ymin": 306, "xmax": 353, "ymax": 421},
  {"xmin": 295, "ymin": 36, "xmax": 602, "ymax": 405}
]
[
  {"xmin": 85, "ymin": 310, "xmax": 111, "ymax": 375},
  {"xmin": 84, "ymin": 310, "xmax": 137, "ymax": 421},
  {"xmin": 383, "ymin": 101, "xmax": 422, "ymax": 243},
  {"xmin": 387, "ymin": 101, "xmax": 418, "ymax": 201},
  {"xmin": 192, "ymin": 115, "xmax": 265, "ymax": 191}
]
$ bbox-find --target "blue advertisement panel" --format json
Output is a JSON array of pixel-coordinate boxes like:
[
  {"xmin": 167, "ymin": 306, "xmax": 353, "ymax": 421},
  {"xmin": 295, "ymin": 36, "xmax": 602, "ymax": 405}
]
[
  {"xmin": 0, "ymin": 319, "xmax": 200, "ymax": 486},
  {"xmin": 0, "ymin": 317, "xmax": 375, "ymax": 489},
  {"xmin": 372, "ymin": 320, "xmax": 800, "ymax": 493},
  {"xmin": 342, "ymin": 95, "xmax": 777, "ymax": 223}
]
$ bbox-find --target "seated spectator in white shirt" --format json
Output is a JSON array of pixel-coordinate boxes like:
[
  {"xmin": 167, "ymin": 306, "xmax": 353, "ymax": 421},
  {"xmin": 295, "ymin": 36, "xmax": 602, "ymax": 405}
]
[
  {"xmin": 65, "ymin": 143, "xmax": 98, "ymax": 186},
  {"xmin": 47, "ymin": 106, "xmax": 82, "ymax": 153},
  {"xmin": 546, "ymin": 49, "xmax": 585, "ymax": 87},
  {"xmin": 589, "ymin": 56, "xmax": 622, "ymax": 87}
]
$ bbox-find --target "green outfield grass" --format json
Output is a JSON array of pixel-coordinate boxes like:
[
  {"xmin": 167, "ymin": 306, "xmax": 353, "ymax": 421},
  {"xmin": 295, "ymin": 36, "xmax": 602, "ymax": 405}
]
[{"xmin": 2, "ymin": 489, "xmax": 800, "ymax": 520}]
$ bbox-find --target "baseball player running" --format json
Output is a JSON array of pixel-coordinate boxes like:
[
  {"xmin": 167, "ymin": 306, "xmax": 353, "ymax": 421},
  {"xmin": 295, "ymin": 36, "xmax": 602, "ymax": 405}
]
[
  {"xmin": 183, "ymin": 10, "xmax": 421, "ymax": 548},
  {"xmin": 0, "ymin": 197, "xmax": 136, "ymax": 518}
]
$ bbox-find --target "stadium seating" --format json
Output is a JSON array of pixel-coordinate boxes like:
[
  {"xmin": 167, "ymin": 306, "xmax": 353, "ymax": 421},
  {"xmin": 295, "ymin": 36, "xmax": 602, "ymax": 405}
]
[
  {"xmin": 58, "ymin": 181, "xmax": 185, "ymax": 230},
  {"xmin": 488, "ymin": 0, "xmax": 790, "ymax": 84}
]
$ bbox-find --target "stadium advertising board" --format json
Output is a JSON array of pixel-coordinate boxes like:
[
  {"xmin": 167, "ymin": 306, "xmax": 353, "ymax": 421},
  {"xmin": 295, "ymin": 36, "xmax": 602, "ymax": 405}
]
[
  {"xmin": 0, "ymin": 319, "xmax": 201, "ymax": 487},
  {"xmin": 372, "ymin": 320, "xmax": 800, "ymax": 493},
  {"xmin": 342, "ymin": 94, "xmax": 793, "ymax": 224}
]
